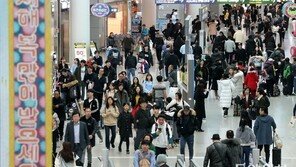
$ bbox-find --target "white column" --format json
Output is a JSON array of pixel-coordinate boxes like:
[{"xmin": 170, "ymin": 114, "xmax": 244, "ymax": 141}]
[
  {"xmin": 142, "ymin": 0, "xmax": 156, "ymax": 27},
  {"xmin": 69, "ymin": 0, "xmax": 90, "ymax": 63},
  {"xmin": 0, "ymin": 1, "xmax": 9, "ymax": 166}
]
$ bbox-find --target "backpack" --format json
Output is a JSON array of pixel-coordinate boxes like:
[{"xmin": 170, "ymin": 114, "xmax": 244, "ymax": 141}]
[
  {"xmin": 141, "ymin": 61, "xmax": 150, "ymax": 74},
  {"xmin": 139, "ymin": 151, "xmax": 151, "ymax": 167},
  {"xmin": 273, "ymin": 84, "xmax": 280, "ymax": 97},
  {"xmin": 283, "ymin": 65, "xmax": 292, "ymax": 79}
]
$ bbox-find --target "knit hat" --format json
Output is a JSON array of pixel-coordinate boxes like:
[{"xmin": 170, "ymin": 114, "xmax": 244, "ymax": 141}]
[{"xmin": 156, "ymin": 154, "xmax": 167, "ymax": 166}]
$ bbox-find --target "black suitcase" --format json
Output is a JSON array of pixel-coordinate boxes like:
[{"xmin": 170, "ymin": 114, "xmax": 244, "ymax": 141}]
[
  {"xmin": 283, "ymin": 85, "xmax": 289, "ymax": 95},
  {"xmin": 272, "ymin": 147, "xmax": 281, "ymax": 166},
  {"xmin": 272, "ymin": 131, "xmax": 282, "ymax": 166}
]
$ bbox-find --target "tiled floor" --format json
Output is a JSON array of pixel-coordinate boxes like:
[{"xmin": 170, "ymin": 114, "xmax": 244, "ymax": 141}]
[{"xmin": 57, "ymin": 20, "xmax": 296, "ymax": 167}]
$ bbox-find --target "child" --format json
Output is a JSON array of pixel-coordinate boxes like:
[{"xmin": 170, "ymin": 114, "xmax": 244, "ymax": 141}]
[{"xmin": 117, "ymin": 103, "xmax": 133, "ymax": 154}]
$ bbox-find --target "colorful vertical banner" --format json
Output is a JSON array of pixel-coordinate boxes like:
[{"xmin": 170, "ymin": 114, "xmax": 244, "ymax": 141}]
[{"xmin": 11, "ymin": 0, "xmax": 52, "ymax": 166}]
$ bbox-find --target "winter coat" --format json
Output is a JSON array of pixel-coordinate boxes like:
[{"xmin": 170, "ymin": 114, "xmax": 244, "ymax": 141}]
[
  {"xmin": 176, "ymin": 109, "xmax": 197, "ymax": 137},
  {"xmin": 231, "ymin": 71, "xmax": 244, "ymax": 98},
  {"xmin": 203, "ymin": 142, "xmax": 231, "ymax": 167},
  {"xmin": 117, "ymin": 111, "xmax": 133, "ymax": 139},
  {"xmin": 80, "ymin": 116, "xmax": 97, "ymax": 147},
  {"xmin": 233, "ymin": 30, "xmax": 245, "ymax": 44},
  {"xmin": 101, "ymin": 106, "xmax": 120, "ymax": 126},
  {"xmin": 208, "ymin": 22, "xmax": 218, "ymax": 36},
  {"xmin": 253, "ymin": 115, "xmax": 276, "ymax": 145},
  {"xmin": 221, "ymin": 139, "xmax": 242, "ymax": 167},
  {"xmin": 125, "ymin": 54, "xmax": 137, "ymax": 69},
  {"xmin": 151, "ymin": 122, "xmax": 173, "ymax": 148},
  {"xmin": 134, "ymin": 108, "xmax": 153, "ymax": 130},
  {"xmin": 194, "ymin": 91, "xmax": 209, "ymax": 119},
  {"xmin": 244, "ymin": 71, "xmax": 259, "ymax": 91},
  {"xmin": 218, "ymin": 79, "xmax": 235, "ymax": 108},
  {"xmin": 114, "ymin": 90, "xmax": 130, "ymax": 112}
]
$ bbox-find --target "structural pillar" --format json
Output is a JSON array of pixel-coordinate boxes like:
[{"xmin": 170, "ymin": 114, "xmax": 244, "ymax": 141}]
[
  {"xmin": 69, "ymin": 0, "xmax": 90, "ymax": 63},
  {"xmin": 142, "ymin": 0, "xmax": 156, "ymax": 27}
]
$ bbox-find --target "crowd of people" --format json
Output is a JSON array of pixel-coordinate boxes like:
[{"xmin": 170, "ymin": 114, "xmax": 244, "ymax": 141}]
[{"xmin": 50, "ymin": 3, "xmax": 296, "ymax": 167}]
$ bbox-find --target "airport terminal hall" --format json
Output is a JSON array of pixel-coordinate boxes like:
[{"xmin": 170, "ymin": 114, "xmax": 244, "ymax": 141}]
[{"xmin": 2, "ymin": 0, "xmax": 296, "ymax": 166}]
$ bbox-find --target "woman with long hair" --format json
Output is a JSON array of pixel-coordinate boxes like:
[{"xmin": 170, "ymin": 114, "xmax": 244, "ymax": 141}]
[
  {"xmin": 236, "ymin": 119, "xmax": 256, "ymax": 167},
  {"xmin": 130, "ymin": 77, "xmax": 143, "ymax": 97},
  {"xmin": 194, "ymin": 83, "xmax": 209, "ymax": 132},
  {"xmin": 142, "ymin": 73, "xmax": 154, "ymax": 102},
  {"xmin": 55, "ymin": 142, "xmax": 75, "ymax": 167},
  {"xmin": 102, "ymin": 97, "xmax": 120, "ymax": 149}
]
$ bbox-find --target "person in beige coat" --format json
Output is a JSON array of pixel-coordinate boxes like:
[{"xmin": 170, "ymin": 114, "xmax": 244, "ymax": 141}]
[
  {"xmin": 208, "ymin": 20, "xmax": 218, "ymax": 42},
  {"xmin": 102, "ymin": 96, "xmax": 120, "ymax": 149}
]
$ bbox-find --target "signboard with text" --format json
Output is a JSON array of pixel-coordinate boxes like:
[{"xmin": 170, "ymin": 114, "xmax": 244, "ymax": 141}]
[
  {"xmin": 11, "ymin": 0, "xmax": 52, "ymax": 166},
  {"xmin": 74, "ymin": 43, "xmax": 87, "ymax": 61},
  {"xmin": 91, "ymin": 3, "xmax": 112, "ymax": 17}
]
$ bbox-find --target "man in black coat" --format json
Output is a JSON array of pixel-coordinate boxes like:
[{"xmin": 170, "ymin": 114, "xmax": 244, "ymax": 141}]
[
  {"xmin": 80, "ymin": 108, "xmax": 97, "ymax": 167},
  {"xmin": 221, "ymin": 130, "xmax": 242, "ymax": 167},
  {"xmin": 103, "ymin": 60, "xmax": 117, "ymax": 84},
  {"xmin": 52, "ymin": 90, "xmax": 66, "ymax": 140},
  {"xmin": 93, "ymin": 68, "xmax": 107, "ymax": 111},
  {"xmin": 125, "ymin": 52, "xmax": 137, "ymax": 81},
  {"xmin": 65, "ymin": 112, "xmax": 90, "ymax": 166},
  {"xmin": 122, "ymin": 34, "xmax": 135, "ymax": 59},
  {"xmin": 176, "ymin": 106, "xmax": 197, "ymax": 160},
  {"xmin": 134, "ymin": 98, "xmax": 154, "ymax": 150},
  {"xmin": 203, "ymin": 134, "xmax": 231, "ymax": 167},
  {"xmin": 165, "ymin": 50, "xmax": 180, "ymax": 77}
]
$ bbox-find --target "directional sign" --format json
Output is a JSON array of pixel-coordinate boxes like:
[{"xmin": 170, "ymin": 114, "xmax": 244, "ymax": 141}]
[{"xmin": 216, "ymin": 0, "xmax": 241, "ymax": 4}]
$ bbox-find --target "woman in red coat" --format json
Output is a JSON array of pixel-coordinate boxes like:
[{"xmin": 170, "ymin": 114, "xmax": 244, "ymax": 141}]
[{"xmin": 244, "ymin": 68, "xmax": 259, "ymax": 98}]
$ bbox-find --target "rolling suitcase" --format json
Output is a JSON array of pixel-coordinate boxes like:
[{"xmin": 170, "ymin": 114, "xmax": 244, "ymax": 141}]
[{"xmin": 272, "ymin": 132, "xmax": 282, "ymax": 166}]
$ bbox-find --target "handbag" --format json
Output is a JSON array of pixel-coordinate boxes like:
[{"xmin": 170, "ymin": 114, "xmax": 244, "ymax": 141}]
[{"xmin": 273, "ymin": 132, "xmax": 283, "ymax": 149}]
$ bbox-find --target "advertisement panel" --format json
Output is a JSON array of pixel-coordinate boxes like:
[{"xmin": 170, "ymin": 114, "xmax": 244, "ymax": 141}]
[
  {"xmin": 10, "ymin": 0, "xmax": 52, "ymax": 166},
  {"xmin": 74, "ymin": 43, "xmax": 88, "ymax": 61}
]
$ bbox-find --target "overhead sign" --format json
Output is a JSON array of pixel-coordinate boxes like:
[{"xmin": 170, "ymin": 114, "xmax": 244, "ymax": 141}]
[
  {"xmin": 74, "ymin": 43, "xmax": 87, "ymax": 60},
  {"xmin": 155, "ymin": 0, "xmax": 215, "ymax": 3},
  {"xmin": 244, "ymin": 0, "xmax": 275, "ymax": 4},
  {"xmin": 216, "ymin": 0, "xmax": 241, "ymax": 3},
  {"xmin": 91, "ymin": 3, "xmax": 111, "ymax": 17}
]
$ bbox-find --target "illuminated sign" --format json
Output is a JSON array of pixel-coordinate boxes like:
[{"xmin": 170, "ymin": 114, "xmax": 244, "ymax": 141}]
[{"xmin": 91, "ymin": 3, "xmax": 112, "ymax": 17}]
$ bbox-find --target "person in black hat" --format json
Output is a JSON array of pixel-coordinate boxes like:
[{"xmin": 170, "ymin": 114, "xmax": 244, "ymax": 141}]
[{"xmin": 203, "ymin": 134, "xmax": 231, "ymax": 167}]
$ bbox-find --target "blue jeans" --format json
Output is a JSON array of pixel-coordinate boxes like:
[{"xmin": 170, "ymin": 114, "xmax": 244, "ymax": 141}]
[
  {"xmin": 126, "ymin": 68, "xmax": 136, "ymax": 81},
  {"xmin": 180, "ymin": 134, "xmax": 194, "ymax": 160},
  {"xmin": 105, "ymin": 125, "xmax": 116, "ymax": 149},
  {"xmin": 242, "ymin": 146, "xmax": 251, "ymax": 167}
]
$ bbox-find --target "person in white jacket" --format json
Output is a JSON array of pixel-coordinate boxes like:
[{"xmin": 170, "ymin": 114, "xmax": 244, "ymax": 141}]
[
  {"xmin": 218, "ymin": 73, "xmax": 235, "ymax": 118},
  {"xmin": 231, "ymin": 68, "xmax": 244, "ymax": 116},
  {"xmin": 233, "ymin": 27, "xmax": 245, "ymax": 46},
  {"xmin": 151, "ymin": 114, "xmax": 173, "ymax": 157}
]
